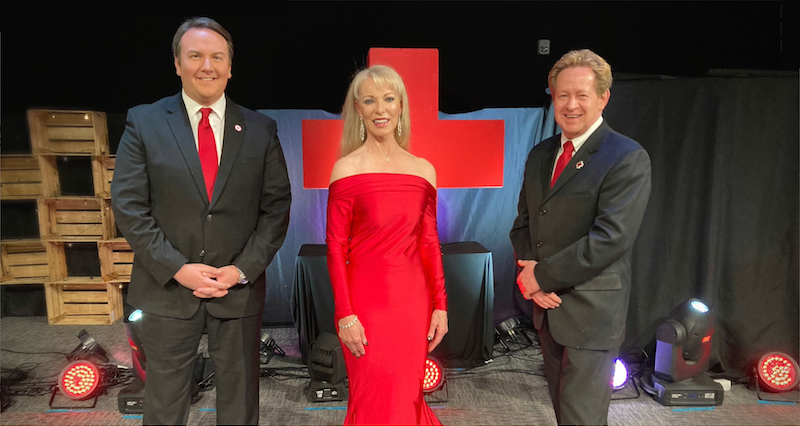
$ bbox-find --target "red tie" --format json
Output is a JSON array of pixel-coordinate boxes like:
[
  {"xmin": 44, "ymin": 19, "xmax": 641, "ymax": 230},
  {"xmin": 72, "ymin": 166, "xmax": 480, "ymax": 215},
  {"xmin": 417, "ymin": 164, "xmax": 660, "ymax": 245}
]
[
  {"xmin": 198, "ymin": 107, "xmax": 218, "ymax": 201},
  {"xmin": 551, "ymin": 140, "xmax": 574, "ymax": 188}
]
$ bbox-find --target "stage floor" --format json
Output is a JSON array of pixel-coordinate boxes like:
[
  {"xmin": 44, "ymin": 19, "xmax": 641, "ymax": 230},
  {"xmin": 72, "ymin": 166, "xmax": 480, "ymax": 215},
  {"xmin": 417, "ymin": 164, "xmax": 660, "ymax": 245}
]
[{"xmin": 1, "ymin": 316, "xmax": 797, "ymax": 425}]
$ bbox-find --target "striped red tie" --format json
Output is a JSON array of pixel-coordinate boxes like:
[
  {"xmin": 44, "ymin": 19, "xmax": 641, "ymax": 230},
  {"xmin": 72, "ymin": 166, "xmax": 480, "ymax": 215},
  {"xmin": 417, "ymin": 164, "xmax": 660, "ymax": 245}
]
[{"xmin": 198, "ymin": 107, "xmax": 218, "ymax": 201}]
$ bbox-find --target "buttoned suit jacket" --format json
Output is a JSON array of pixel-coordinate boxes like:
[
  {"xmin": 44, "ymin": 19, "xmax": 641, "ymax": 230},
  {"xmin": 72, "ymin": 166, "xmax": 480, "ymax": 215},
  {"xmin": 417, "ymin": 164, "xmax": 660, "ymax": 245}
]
[
  {"xmin": 111, "ymin": 93, "xmax": 292, "ymax": 320},
  {"xmin": 510, "ymin": 121, "xmax": 651, "ymax": 350}
]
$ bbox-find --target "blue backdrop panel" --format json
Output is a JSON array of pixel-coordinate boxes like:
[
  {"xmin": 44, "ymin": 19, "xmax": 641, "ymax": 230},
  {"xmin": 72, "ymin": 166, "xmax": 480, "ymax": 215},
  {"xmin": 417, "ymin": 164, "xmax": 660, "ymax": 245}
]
[{"xmin": 258, "ymin": 108, "xmax": 547, "ymax": 325}]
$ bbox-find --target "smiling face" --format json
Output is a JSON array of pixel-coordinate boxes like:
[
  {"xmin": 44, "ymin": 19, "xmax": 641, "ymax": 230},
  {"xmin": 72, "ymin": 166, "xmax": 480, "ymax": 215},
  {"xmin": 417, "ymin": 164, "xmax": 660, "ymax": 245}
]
[
  {"xmin": 174, "ymin": 28, "xmax": 232, "ymax": 105},
  {"xmin": 552, "ymin": 66, "xmax": 610, "ymax": 140},
  {"xmin": 355, "ymin": 77, "xmax": 402, "ymax": 141}
]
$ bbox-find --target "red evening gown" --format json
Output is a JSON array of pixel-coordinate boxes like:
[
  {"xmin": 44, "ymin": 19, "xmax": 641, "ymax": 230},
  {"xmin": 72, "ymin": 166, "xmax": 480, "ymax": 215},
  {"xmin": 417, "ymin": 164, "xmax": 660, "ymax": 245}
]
[{"xmin": 326, "ymin": 173, "xmax": 447, "ymax": 425}]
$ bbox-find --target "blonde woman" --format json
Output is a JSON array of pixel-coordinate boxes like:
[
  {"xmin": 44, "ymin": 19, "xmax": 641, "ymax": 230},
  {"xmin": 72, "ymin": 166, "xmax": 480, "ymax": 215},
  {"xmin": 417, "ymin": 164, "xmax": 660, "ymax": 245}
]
[{"xmin": 326, "ymin": 65, "xmax": 448, "ymax": 425}]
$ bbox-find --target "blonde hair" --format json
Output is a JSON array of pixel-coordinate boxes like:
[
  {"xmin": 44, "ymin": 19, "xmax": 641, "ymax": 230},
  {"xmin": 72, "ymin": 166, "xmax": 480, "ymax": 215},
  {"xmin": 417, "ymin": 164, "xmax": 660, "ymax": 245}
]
[
  {"xmin": 548, "ymin": 49, "xmax": 613, "ymax": 96},
  {"xmin": 339, "ymin": 65, "xmax": 411, "ymax": 158}
]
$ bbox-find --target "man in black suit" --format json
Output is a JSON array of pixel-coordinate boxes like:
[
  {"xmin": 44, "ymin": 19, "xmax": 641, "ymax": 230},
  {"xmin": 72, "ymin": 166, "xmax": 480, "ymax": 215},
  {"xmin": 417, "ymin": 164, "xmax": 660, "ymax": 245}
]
[
  {"xmin": 111, "ymin": 17, "xmax": 291, "ymax": 425},
  {"xmin": 510, "ymin": 49, "xmax": 651, "ymax": 425}
]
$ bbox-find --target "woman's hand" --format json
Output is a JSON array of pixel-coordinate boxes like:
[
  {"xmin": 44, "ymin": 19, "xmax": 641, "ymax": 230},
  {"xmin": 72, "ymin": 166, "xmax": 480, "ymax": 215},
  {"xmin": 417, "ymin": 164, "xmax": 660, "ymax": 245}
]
[
  {"xmin": 427, "ymin": 309, "xmax": 448, "ymax": 353},
  {"xmin": 338, "ymin": 315, "xmax": 368, "ymax": 358}
]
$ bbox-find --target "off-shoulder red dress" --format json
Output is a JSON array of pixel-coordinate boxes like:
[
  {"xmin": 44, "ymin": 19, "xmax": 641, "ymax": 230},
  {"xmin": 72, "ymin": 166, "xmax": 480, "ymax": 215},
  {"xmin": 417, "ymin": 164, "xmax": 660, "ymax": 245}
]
[{"xmin": 326, "ymin": 173, "xmax": 447, "ymax": 425}]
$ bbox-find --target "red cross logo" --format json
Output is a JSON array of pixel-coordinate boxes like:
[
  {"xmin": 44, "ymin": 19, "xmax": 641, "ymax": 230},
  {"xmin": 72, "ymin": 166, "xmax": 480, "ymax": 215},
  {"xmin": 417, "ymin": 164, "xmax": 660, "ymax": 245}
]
[{"xmin": 301, "ymin": 48, "xmax": 505, "ymax": 188}]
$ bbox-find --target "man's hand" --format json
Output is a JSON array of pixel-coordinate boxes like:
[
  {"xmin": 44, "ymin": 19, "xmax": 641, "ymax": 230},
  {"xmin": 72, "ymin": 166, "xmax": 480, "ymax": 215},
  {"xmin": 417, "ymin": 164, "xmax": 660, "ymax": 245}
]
[
  {"xmin": 193, "ymin": 265, "xmax": 240, "ymax": 299},
  {"xmin": 531, "ymin": 290, "xmax": 562, "ymax": 309},
  {"xmin": 516, "ymin": 259, "xmax": 541, "ymax": 299}
]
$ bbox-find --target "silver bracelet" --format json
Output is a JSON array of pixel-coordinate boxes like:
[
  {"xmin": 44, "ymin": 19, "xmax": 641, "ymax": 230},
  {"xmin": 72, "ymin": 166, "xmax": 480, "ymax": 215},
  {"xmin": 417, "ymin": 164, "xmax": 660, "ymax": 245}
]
[{"xmin": 339, "ymin": 316, "xmax": 358, "ymax": 329}]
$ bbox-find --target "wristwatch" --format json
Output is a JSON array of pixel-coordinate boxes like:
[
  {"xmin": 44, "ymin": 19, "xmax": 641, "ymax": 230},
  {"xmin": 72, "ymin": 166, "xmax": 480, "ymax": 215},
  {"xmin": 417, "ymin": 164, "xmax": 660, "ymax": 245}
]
[{"xmin": 236, "ymin": 266, "xmax": 249, "ymax": 285}]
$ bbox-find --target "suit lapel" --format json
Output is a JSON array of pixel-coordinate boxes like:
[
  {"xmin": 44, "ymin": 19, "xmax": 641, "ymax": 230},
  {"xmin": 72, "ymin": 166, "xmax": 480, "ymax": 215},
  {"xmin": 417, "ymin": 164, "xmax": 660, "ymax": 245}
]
[
  {"xmin": 544, "ymin": 121, "xmax": 609, "ymax": 202},
  {"xmin": 166, "ymin": 95, "xmax": 209, "ymax": 203},
  {"xmin": 209, "ymin": 98, "xmax": 245, "ymax": 209}
]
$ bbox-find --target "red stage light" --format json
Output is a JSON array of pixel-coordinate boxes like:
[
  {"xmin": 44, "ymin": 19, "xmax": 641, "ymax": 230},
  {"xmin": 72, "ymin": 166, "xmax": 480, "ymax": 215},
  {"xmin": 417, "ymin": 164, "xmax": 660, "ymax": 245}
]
[
  {"xmin": 423, "ymin": 357, "xmax": 445, "ymax": 394},
  {"xmin": 58, "ymin": 360, "xmax": 101, "ymax": 400},
  {"xmin": 758, "ymin": 352, "xmax": 799, "ymax": 392}
]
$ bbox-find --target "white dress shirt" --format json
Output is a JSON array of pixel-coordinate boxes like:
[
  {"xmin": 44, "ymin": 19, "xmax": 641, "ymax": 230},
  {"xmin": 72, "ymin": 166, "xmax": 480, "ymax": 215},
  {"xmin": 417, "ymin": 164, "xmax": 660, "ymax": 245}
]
[{"xmin": 182, "ymin": 90, "xmax": 226, "ymax": 164}]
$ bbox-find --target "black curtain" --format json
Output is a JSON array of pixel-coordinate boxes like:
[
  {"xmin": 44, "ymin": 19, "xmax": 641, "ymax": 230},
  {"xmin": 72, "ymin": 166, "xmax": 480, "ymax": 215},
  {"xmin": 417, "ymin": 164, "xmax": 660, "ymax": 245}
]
[{"xmin": 604, "ymin": 77, "xmax": 799, "ymax": 378}]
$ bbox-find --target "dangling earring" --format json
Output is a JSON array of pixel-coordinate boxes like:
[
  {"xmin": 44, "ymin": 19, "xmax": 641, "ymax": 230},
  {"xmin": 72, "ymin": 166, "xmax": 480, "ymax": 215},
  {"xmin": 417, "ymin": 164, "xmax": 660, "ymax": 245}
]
[
  {"xmin": 397, "ymin": 114, "xmax": 403, "ymax": 138},
  {"xmin": 359, "ymin": 117, "xmax": 365, "ymax": 142}
]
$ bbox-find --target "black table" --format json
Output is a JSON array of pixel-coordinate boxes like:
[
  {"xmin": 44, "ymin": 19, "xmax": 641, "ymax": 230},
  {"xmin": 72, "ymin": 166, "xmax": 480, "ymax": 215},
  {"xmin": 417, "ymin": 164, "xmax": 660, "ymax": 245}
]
[{"xmin": 291, "ymin": 242, "xmax": 494, "ymax": 367}]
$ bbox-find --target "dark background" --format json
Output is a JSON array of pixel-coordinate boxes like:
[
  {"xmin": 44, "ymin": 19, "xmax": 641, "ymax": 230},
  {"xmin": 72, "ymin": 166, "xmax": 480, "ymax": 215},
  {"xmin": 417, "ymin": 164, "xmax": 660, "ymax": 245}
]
[
  {"xmin": 2, "ymin": 3, "xmax": 798, "ymax": 377},
  {"xmin": 2, "ymin": 2, "xmax": 796, "ymax": 135}
]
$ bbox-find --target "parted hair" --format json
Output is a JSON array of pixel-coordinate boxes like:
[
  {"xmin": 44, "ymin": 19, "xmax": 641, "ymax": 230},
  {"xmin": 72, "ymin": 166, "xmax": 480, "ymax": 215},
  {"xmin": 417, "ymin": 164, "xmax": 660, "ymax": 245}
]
[
  {"xmin": 548, "ymin": 49, "xmax": 612, "ymax": 96},
  {"xmin": 339, "ymin": 65, "xmax": 411, "ymax": 158},
  {"xmin": 172, "ymin": 17, "xmax": 234, "ymax": 63}
]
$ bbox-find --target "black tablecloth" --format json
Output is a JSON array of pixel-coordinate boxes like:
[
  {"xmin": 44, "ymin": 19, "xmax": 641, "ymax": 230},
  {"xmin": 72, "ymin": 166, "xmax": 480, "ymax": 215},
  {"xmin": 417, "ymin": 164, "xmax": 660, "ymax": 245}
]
[{"xmin": 291, "ymin": 242, "xmax": 494, "ymax": 367}]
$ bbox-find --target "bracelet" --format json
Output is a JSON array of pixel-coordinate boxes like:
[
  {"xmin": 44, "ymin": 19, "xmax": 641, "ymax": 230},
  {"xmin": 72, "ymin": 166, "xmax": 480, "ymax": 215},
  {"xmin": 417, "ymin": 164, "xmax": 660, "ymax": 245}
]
[{"xmin": 339, "ymin": 316, "xmax": 358, "ymax": 329}]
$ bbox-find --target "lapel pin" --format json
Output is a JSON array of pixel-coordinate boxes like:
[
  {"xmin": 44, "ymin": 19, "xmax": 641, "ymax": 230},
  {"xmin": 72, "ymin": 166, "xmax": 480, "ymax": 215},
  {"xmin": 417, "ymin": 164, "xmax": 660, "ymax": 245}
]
[
  {"xmin": 235, "ymin": 124, "xmax": 242, "ymax": 132},
  {"xmin": 576, "ymin": 161, "xmax": 585, "ymax": 170}
]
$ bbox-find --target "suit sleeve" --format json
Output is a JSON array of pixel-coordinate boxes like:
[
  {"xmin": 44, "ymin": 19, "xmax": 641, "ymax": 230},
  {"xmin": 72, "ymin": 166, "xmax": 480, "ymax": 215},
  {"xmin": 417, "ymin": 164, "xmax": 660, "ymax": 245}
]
[
  {"xmin": 232, "ymin": 121, "xmax": 292, "ymax": 281},
  {"xmin": 326, "ymin": 188, "xmax": 355, "ymax": 323},
  {"xmin": 510, "ymin": 172, "xmax": 535, "ymax": 261},
  {"xmin": 111, "ymin": 108, "xmax": 188, "ymax": 285},
  {"xmin": 535, "ymin": 148, "xmax": 652, "ymax": 293},
  {"xmin": 420, "ymin": 194, "xmax": 447, "ymax": 311}
]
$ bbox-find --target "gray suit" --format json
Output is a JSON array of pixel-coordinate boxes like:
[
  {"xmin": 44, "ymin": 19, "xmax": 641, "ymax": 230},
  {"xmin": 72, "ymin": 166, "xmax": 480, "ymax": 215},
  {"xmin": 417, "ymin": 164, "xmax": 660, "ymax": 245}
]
[
  {"xmin": 510, "ymin": 121, "xmax": 651, "ymax": 424},
  {"xmin": 112, "ymin": 93, "xmax": 291, "ymax": 424}
]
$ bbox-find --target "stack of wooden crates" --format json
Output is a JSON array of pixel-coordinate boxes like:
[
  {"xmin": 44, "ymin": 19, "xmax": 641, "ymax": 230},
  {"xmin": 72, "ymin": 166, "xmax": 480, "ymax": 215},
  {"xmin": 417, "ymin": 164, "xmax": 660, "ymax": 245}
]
[{"xmin": 1, "ymin": 110, "xmax": 130, "ymax": 325}]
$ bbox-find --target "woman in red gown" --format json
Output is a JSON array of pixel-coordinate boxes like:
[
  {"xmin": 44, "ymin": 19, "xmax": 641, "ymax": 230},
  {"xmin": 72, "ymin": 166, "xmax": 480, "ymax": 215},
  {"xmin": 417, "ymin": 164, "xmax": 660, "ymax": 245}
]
[{"xmin": 326, "ymin": 65, "xmax": 449, "ymax": 425}]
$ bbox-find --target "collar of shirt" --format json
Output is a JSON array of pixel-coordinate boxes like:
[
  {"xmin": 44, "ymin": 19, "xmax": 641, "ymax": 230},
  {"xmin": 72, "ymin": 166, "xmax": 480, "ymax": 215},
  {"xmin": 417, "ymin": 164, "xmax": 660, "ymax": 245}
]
[
  {"xmin": 181, "ymin": 90, "xmax": 226, "ymax": 162},
  {"xmin": 559, "ymin": 115, "xmax": 603, "ymax": 154}
]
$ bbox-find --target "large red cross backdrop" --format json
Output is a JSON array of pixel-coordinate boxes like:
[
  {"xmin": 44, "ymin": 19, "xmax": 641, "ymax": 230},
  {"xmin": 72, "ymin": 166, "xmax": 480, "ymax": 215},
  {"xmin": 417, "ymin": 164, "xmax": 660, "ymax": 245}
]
[{"xmin": 301, "ymin": 48, "xmax": 505, "ymax": 188}]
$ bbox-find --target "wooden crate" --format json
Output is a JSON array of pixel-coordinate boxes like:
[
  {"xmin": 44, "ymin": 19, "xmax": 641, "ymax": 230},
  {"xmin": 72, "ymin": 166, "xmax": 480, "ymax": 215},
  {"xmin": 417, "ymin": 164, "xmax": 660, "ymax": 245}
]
[
  {"xmin": 46, "ymin": 241, "xmax": 104, "ymax": 282},
  {"xmin": 38, "ymin": 198, "xmax": 115, "ymax": 241},
  {"xmin": 99, "ymin": 238, "xmax": 133, "ymax": 282},
  {"xmin": 93, "ymin": 156, "xmax": 115, "ymax": 198},
  {"xmin": 0, "ymin": 155, "xmax": 42, "ymax": 199},
  {"xmin": 45, "ymin": 281, "xmax": 122, "ymax": 325},
  {"xmin": 28, "ymin": 110, "xmax": 109, "ymax": 156},
  {"xmin": 0, "ymin": 240, "xmax": 49, "ymax": 284},
  {"xmin": 38, "ymin": 155, "xmax": 112, "ymax": 198}
]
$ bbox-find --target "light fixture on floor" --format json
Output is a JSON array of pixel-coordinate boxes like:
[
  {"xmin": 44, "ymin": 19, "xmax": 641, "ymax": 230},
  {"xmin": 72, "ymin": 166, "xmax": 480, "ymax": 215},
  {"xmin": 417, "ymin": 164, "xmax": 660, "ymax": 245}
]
[
  {"xmin": 494, "ymin": 316, "xmax": 533, "ymax": 352},
  {"xmin": 260, "ymin": 332, "xmax": 286, "ymax": 365},
  {"xmin": 57, "ymin": 360, "xmax": 101, "ymax": 402},
  {"xmin": 755, "ymin": 352, "xmax": 799, "ymax": 402},
  {"xmin": 423, "ymin": 357, "xmax": 445, "ymax": 393},
  {"xmin": 650, "ymin": 298, "xmax": 723, "ymax": 406},
  {"xmin": 306, "ymin": 332, "xmax": 347, "ymax": 402},
  {"xmin": 612, "ymin": 358, "xmax": 628, "ymax": 390}
]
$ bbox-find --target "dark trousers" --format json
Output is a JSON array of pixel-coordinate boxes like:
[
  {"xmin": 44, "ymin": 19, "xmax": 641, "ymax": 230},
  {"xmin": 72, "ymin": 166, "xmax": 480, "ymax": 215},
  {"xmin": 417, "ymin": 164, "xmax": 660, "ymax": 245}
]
[
  {"xmin": 538, "ymin": 314, "xmax": 618, "ymax": 425},
  {"xmin": 140, "ymin": 301, "xmax": 261, "ymax": 425}
]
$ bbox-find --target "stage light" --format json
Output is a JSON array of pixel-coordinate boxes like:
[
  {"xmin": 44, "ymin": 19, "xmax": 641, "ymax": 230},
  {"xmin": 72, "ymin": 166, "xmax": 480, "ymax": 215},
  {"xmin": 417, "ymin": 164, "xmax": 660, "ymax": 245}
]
[
  {"xmin": 123, "ymin": 304, "xmax": 146, "ymax": 382},
  {"xmin": 494, "ymin": 316, "xmax": 533, "ymax": 352},
  {"xmin": 306, "ymin": 332, "xmax": 348, "ymax": 402},
  {"xmin": 260, "ymin": 332, "xmax": 286, "ymax": 365},
  {"xmin": 423, "ymin": 357, "xmax": 445, "ymax": 394},
  {"xmin": 757, "ymin": 352, "xmax": 799, "ymax": 393},
  {"xmin": 654, "ymin": 298, "xmax": 715, "ymax": 382},
  {"xmin": 612, "ymin": 359, "xmax": 628, "ymax": 390},
  {"xmin": 58, "ymin": 360, "xmax": 101, "ymax": 401},
  {"xmin": 66, "ymin": 330, "xmax": 109, "ymax": 365}
]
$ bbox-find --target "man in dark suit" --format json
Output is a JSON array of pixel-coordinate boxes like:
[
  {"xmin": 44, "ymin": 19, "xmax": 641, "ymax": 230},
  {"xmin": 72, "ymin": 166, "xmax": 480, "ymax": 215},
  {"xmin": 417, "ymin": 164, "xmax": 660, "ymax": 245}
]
[
  {"xmin": 510, "ymin": 49, "xmax": 651, "ymax": 425},
  {"xmin": 111, "ymin": 17, "xmax": 291, "ymax": 425}
]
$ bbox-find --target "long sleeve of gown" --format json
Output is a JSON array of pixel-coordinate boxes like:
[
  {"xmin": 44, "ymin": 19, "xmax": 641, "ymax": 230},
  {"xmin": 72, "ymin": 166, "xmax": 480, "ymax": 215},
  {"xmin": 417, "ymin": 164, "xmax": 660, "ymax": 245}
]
[
  {"xmin": 326, "ymin": 190, "xmax": 355, "ymax": 323},
  {"xmin": 419, "ymin": 194, "xmax": 447, "ymax": 311}
]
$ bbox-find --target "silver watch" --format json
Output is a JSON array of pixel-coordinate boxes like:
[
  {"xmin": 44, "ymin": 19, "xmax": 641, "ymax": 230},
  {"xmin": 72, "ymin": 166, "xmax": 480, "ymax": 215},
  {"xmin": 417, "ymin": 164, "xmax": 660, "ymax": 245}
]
[{"xmin": 236, "ymin": 267, "xmax": 248, "ymax": 285}]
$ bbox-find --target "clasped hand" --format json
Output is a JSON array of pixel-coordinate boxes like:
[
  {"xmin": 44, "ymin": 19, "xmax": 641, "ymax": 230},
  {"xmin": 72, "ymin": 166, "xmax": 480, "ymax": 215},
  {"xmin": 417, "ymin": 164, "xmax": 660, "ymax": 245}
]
[
  {"xmin": 173, "ymin": 263, "xmax": 239, "ymax": 299},
  {"xmin": 516, "ymin": 259, "xmax": 562, "ymax": 309}
]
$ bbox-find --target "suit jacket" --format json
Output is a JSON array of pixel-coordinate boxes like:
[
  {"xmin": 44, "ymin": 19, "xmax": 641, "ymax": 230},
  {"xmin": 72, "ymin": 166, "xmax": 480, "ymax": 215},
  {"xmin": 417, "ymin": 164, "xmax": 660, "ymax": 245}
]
[
  {"xmin": 111, "ymin": 94, "xmax": 291, "ymax": 320},
  {"xmin": 510, "ymin": 121, "xmax": 651, "ymax": 350}
]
